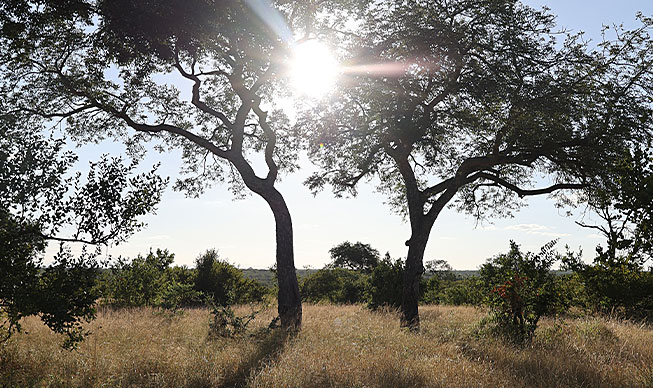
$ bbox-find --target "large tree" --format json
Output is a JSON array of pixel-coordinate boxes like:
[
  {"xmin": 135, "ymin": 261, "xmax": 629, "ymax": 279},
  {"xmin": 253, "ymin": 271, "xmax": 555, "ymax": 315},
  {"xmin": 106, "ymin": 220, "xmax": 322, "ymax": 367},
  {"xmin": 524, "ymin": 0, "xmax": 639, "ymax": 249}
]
[
  {"xmin": 300, "ymin": 0, "xmax": 653, "ymax": 329},
  {"xmin": 0, "ymin": 0, "xmax": 353, "ymax": 328}
]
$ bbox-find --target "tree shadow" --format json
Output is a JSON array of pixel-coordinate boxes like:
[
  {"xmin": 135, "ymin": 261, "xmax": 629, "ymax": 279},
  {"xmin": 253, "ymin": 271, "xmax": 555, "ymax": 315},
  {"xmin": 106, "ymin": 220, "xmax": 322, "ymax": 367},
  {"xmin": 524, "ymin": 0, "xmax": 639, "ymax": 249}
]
[
  {"xmin": 458, "ymin": 341, "xmax": 631, "ymax": 388},
  {"xmin": 217, "ymin": 328, "xmax": 292, "ymax": 388}
]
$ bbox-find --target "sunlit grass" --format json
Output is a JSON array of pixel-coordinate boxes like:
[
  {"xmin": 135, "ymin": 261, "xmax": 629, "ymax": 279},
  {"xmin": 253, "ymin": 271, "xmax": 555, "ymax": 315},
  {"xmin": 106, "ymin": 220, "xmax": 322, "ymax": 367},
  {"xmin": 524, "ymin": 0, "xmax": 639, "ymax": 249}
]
[{"xmin": 1, "ymin": 305, "xmax": 651, "ymax": 387}]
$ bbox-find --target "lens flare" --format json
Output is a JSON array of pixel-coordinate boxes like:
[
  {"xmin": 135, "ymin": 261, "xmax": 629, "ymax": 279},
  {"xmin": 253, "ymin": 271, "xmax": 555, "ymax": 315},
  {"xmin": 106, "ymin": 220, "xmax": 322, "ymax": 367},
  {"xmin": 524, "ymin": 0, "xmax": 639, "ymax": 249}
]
[{"xmin": 290, "ymin": 41, "xmax": 339, "ymax": 98}]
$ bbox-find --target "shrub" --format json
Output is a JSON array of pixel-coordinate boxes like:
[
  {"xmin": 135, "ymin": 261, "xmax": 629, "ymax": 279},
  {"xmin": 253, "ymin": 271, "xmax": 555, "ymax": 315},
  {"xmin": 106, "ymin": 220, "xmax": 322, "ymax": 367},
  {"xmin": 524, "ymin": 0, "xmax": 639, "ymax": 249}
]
[
  {"xmin": 563, "ymin": 249, "xmax": 653, "ymax": 320},
  {"xmin": 368, "ymin": 254, "xmax": 404, "ymax": 310},
  {"xmin": 480, "ymin": 241, "xmax": 567, "ymax": 342},
  {"xmin": 328, "ymin": 241, "xmax": 380, "ymax": 272},
  {"xmin": 439, "ymin": 278, "xmax": 484, "ymax": 306},
  {"xmin": 101, "ymin": 249, "xmax": 175, "ymax": 307},
  {"xmin": 207, "ymin": 302, "xmax": 259, "ymax": 338},
  {"xmin": 194, "ymin": 249, "xmax": 267, "ymax": 306},
  {"xmin": 300, "ymin": 268, "xmax": 368, "ymax": 304}
]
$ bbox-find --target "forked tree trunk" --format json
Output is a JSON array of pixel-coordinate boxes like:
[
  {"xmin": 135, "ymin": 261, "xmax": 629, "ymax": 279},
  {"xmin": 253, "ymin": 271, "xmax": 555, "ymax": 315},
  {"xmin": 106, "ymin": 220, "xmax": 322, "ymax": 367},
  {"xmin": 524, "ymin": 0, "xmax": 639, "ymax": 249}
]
[{"xmin": 259, "ymin": 187, "xmax": 302, "ymax": 330}]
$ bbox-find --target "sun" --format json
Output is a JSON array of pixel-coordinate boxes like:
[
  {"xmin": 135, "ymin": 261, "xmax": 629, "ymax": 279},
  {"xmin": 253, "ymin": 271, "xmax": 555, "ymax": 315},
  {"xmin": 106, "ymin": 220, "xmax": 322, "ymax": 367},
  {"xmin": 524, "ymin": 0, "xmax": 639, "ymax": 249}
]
[{"xmin": 289, "ymin": 40, "xmax": 339, "ymax": 98}]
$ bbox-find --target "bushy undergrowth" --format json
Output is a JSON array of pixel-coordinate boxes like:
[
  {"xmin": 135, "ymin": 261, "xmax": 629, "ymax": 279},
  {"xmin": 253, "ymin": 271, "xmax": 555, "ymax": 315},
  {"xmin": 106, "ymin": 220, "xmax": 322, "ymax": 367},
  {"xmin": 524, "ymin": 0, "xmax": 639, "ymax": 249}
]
[
  {"xmin": 299, "ymin": 253, "xmax": 484, "ymax": 310},
  {"xmin": 97, "ymin": 249, "xmax": 269, "ymax": 311},
  {"xmin": 563, "ymin": 249, "xmax": 653, "ymax": 321}
]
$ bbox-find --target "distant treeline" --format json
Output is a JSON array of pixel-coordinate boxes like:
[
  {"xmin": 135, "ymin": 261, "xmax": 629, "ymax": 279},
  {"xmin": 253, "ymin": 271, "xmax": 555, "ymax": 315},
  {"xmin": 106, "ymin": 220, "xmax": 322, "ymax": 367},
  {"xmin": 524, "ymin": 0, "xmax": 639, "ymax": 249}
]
[{"xmin": 241, "ymin": 268, "xmax": 483, "ymax": 288}]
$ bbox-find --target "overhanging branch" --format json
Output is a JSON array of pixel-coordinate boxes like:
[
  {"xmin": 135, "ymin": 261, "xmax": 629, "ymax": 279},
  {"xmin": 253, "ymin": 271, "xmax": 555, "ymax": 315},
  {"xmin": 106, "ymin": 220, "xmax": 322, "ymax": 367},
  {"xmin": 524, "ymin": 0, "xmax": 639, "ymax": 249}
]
[{"xmin": 475, "ymin": 172, "xmax": 585, "ymax": 197}]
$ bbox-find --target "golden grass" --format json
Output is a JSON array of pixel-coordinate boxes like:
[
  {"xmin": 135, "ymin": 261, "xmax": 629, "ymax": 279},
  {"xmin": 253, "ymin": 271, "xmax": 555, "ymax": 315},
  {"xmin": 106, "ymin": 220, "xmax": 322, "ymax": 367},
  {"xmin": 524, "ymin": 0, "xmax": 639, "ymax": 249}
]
[{"xmin": 1, "ymin": 305, "xmax": 651, "ymax": 388}]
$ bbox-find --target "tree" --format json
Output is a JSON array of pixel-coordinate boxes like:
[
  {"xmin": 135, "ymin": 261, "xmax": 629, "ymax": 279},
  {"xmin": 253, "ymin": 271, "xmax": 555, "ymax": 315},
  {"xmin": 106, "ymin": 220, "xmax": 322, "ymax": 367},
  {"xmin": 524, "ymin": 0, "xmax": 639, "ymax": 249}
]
[
  {"xmin": 0, "ymin": 114, "xmax": 165, "ymax": 347},
  {"xmin": 564, "ymin": 146, "xmax": 653, "ymax": 319},
  {"xmin": 300, "ymin": 267, "xmax": 368, "ymax": 304},
  {"xmin": 102, "ymin": 249, "xmax": 176, "ymax": 308},
  {"xmin": 0, "ymin": 0, "xmax": 355, "ymax": 329},
  {"xmin": 577, "ymin": 146, "xmax": 653, "ymax": 263},
  {"xmin": 328, "ymin": 241, "xmax": 380, "ymax": 272},
  {"xmin": 299, "ymin": 0, "xmax": 653, "ymax": 329}
]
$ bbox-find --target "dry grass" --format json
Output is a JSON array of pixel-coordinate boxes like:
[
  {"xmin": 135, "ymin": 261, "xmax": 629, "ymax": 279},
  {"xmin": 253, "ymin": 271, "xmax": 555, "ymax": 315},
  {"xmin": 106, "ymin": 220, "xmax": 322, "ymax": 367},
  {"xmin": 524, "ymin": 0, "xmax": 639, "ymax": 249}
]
[{"xmin": 1, "ymin": 304, "xmax": 651, "ymax": 388}]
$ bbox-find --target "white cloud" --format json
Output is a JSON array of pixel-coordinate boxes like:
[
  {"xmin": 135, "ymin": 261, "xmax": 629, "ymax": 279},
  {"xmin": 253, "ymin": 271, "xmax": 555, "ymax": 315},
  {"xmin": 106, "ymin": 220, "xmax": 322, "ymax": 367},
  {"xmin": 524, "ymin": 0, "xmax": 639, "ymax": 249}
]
[
  {"xmin": 505, "ymin": 223, "xmax": 548, "ymax": 232},
  {"xmin": 535, "ymin": 231, "xmax": 571, "ymax": 238},
  {"xmin": 587, "ymin": 233, "xmax": 604, "ymax": 239},
  {"xmin": 504, "ymin": 224, "xmax": 569, "ymax": 238},
  {"xmin": 439, "ymin": 236, "xmax": 457, "ymax": 240}
]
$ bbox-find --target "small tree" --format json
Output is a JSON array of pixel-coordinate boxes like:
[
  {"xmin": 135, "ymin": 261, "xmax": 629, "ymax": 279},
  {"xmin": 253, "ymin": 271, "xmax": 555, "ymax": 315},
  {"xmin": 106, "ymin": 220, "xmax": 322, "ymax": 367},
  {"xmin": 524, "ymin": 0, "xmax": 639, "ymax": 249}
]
[
  {"xmin": 480, "ymin": 241, "xmax": 567, "ymax": 342},
  {"xmin": 0, "ymin": 119, "xmax": 165, "ymax": 347},
  {"xmin": 565, "ymin": 146, "xmax": 653, "ymax": 319},
  {"xmin": 300, "ymin": 267, "xmax": 368, "ymax": 304},
  {"xmin": 102, "ymin": 249, "xmax": 175, "ymax": 307},
  {"xmin": 328, "ymin": 241, "xmax": 380, "ymax": 272}
]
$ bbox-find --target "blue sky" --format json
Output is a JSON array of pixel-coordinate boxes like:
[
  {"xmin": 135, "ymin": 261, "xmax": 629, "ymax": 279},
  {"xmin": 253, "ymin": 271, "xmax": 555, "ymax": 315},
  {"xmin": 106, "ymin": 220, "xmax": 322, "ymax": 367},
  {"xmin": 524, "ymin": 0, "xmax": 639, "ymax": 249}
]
[{"xmin": 47, "ymin": 0, "xmax": 652, "ymax": 269}]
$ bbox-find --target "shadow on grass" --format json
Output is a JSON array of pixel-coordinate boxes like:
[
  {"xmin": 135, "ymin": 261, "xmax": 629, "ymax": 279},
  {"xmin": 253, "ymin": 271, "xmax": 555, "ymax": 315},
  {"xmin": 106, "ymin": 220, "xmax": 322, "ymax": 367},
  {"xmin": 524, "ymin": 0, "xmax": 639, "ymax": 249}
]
[
  {"xmin": 218, "ymin": 328, "xmax": 292, "ymax": 388},
  {"xmin": 458, "ymin": 341, "xmax": 632, "ymax": 388}
]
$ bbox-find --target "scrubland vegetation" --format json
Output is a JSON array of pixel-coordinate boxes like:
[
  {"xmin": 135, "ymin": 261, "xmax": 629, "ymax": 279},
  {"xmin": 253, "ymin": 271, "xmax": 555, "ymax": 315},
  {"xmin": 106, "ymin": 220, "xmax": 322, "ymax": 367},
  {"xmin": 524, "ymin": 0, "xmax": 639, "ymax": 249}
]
[
  {"xmin": 2, "ymin": 238, "xmax": 652, "ymax": 387},
  {"xmin": 2, "ymin": 304, "xmax": 652, "ymax": 388}
]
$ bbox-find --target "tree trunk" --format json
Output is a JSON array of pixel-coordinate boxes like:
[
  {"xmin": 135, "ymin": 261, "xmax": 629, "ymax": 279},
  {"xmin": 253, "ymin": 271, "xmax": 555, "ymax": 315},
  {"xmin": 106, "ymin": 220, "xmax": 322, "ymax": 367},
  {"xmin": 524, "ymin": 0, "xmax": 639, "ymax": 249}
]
[
  {"xmin": 400, "ymin": 233, "xmax": 428, "ymax": 331},
  {"xmin": 260, "ymin": 187, "xmax": 302, "ymax": 330}
]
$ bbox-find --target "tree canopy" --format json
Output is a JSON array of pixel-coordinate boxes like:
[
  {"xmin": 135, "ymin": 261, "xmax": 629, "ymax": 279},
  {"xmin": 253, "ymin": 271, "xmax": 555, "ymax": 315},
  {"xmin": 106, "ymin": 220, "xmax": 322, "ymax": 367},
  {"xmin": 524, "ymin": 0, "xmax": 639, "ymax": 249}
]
[
  {"xmin": 328, "ymin": 241, "xmax": 380, "ymax": 272},
  {"xmin": 299, "ymin": 0, "xmax": 653, "ymax": 328}
]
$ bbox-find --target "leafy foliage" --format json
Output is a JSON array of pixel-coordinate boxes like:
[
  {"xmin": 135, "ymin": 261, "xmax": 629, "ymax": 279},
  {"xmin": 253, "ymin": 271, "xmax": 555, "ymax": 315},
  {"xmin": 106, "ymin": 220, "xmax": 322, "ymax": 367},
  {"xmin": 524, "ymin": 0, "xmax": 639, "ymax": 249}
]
[
  {"xmin": 194, "ymin": 249, "xmax": 267, "ymax": 306},
  {"xmin": 99, "ymin": 249, "xmax": 192, "ymax": 308},
  {"xmin": 422, "ymin": 276, "xmax": 484, "ymax": 306},
  {"xmin": 563, "ymin": 250, "xmax": 653, "ymax": 320},
  {"xmin": 207, "ymin": 302, "xmax": 262, "ymax": 339},
  {"xmin": 300, "ymin": 268, "xmax": 369, "ymax": 304},
  {"xmin": 480, "ymin": 241, "xmax": 567, "ymax": 342},
  {"xmin": 328, "ymin": 241, "xmax": 380, "ymax": 272},
  {"xmin": 577, "ymin": 146, "xmax": 653, "ymax": 263},
  {"xmin": 0, "ymin": 118, "xmax": 165, "ymax": 347},
  {"xmin": 367, "ymin": 254, "xmax": 405, "ymax": 310},
  {"xmin": 566, "ymin": 144, "xmax": 653, "ymax": 320}
]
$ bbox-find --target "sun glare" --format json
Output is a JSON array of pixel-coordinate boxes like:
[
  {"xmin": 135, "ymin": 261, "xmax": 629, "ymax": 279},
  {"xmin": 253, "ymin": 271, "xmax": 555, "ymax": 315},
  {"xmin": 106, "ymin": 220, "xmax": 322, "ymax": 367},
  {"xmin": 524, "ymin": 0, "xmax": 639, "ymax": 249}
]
[{"xmin": 290, "ymin": 40, "xmax": 339, "ymax": 98}]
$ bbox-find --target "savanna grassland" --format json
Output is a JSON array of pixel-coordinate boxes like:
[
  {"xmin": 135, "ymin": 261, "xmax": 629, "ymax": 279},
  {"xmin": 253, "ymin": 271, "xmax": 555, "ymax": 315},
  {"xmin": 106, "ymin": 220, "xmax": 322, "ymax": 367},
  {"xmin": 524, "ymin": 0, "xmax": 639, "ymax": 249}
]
[{"xmin": 1, "ymin": 304, "xmax": 652, "ymax": 388}]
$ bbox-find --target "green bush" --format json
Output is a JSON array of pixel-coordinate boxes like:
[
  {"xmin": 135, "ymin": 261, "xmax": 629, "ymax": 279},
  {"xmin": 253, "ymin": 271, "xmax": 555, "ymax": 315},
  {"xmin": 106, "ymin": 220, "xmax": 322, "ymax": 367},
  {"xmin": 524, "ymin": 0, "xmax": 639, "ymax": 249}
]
[
  {"xmin": 439, "ymin": 278, "xmax": 484, "ymax": 306},
  {"xmin": 564, "ymin": 250, "xmax": 653, "ymax": 320},
  {"xmin": 328, "ymin": 241, "xmax": 380, "ymax": 272},
  {"xmin": 368, "ymin": 254, "xmax": 404, "ymax": 310},
  {"xmin": 100, "ymin": 249, "xmax": 175, "ymax": 307},
  {"xmin": 480, "ymin": 241, "xmax": 567, "ymax": 343},
  {"xmin": 300, "ymin": 268, "xmax": 368, "ymax": 304},
  {"xmin": 194, "ymin": 249, "xmax": 267, "ymax": 306}
]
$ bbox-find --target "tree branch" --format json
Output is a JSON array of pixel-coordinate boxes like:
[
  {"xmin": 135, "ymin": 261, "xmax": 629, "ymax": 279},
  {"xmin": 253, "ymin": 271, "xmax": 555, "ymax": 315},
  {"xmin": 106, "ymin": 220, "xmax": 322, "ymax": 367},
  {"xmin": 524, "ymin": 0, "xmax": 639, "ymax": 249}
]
[{"xmin": 474, "ymin": 172, "xmax": 585, "ymax": 197}]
